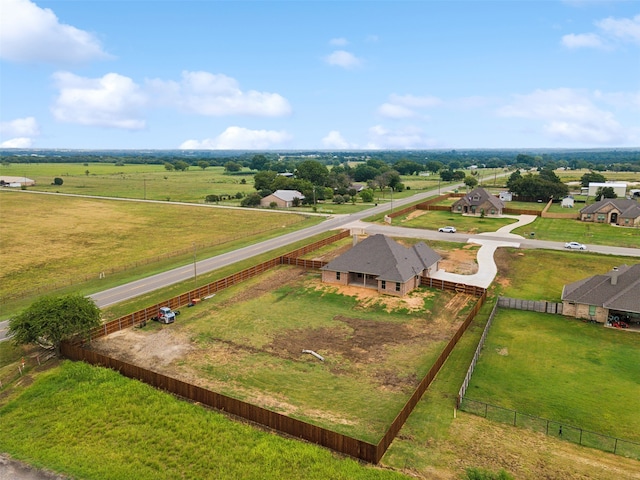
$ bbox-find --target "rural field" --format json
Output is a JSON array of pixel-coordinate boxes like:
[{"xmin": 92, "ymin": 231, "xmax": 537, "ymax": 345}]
[
  {"xmin": 88, "ymin": 264, "xmax": 477, "ymax": 443},
  {"xmin": 0, "ymin": 191, "xmax": 320, "ymax": 315}
]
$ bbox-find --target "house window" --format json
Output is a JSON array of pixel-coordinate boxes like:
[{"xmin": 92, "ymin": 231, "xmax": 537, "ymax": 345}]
[
  {"xmin": 589, "ymin": 305, "xmax": 596, "ymax": 316},
  {"xmin": 395, "ymin": 282, "xmax": 401, "ymax": 292},
  {"xmin": 381, "ymin": 280, "xmax": 386, "ymax": 289},
  {"xmin": 336, "ymin": 272, "xmax": 340, "ymax": 281},
  {"xmin": 457, "ymin": 205, "xmax": 462, "ymax": 211},
  {"xmin": 597, "ymin": 214, "xmax": 605, "ymax": 221},
  {"xmin": 490, "ymin": 209, "xmax": 495, "ymax": 214},
  {"xmin": 624, "ymin": 219, "xmax": 630, "ymax": 224},
  {"xmin": 586, "ymin": 214, "xmax": 592, "ymax": 219}
]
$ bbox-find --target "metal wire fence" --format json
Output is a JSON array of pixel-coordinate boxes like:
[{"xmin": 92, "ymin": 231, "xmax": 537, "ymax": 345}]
[{"xmin": 459, "ymin": 398, "xmax": 640, "ymax": 460}]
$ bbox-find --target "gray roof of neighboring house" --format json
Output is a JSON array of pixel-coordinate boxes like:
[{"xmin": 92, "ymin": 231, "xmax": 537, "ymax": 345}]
[
  {"xmin": 321, "ymin": 234, "xmax": 441, "ymax": 283},
  {"xmin": 453, "ymin": 187, "xmax": 505, "ymax": 210},
  {"xmin": 272, "ymin": 190, "xmax": 304, "ymax": 201},
  {"xmin": 580, "ymin": 198, "xmax": 640, "ymax": 219},
  {"xmin": 561, "ymin": 264, "xmax": 640, "ymax": 314}
]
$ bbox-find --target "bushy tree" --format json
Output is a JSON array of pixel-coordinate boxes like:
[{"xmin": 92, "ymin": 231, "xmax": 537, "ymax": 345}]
[
  {"xmin": 241, "ymin": 193, "xmax": 262, "ymax": 207},
  {"xmin": 224, "ymin": 161, "xmax": 242, "ymax": 172},
  {"xmin": 580, "ymin": 171, "xmax": 606, "ymax": 187},
  {"xmin": 53, "ymin": 177, "xmax": 63, "ymax": 185},
  {"xmin": 9, "ymin": 294, "xmax": 101, "ymax": 356},
  {"xmin": 595, "ymin": 186, "xmax": 617, "ymax": 201},
  {"xmin": 464, "ymin": 175, "xmax": 479, "ymax": 190},
  {"xmin": 295, "ymin": 160, "xmax": 329, "ymax": 186}
]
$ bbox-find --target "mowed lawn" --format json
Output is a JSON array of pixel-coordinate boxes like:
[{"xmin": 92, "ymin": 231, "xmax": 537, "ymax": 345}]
[
  {"xmin": 392, "ymin": 209, "xmax": 516, "ymax": 233},
  {"xmin": 91, "ymin": 267, "xmax": 476, "ymax": 443},
  {"xmin": 465, "ymin": 309, "xmax": 640, "ymax": 442},
  {"xmin": 0, "ymin": 191, "xmax": 315, "ymax": 302}
]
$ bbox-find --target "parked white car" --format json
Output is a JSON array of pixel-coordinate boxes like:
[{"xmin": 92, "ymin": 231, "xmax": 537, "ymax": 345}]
[
  {"xmin": 438, "ymin": 226, "xmax": 457, "ymax": 233},
  {"xmin": 564, "ymin": 242, "xmax": 587, "ymax": 250}
]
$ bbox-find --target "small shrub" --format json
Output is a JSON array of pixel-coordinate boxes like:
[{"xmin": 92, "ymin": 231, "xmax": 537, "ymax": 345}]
[
  {"xmin": 464, "ymin": 467, "xmax": 514, "ymax": 480},
  {"xmin": 53, "ymin": 177, "xmax": 63, "ymax": 186},
  {"xmin": 269, "ymin": 201, "xmax": 278, "ymax": 209}
]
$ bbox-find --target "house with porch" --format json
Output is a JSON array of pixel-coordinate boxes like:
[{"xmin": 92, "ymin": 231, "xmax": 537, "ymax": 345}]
[
  {"xmin": 579, "ymin": 199, "xmax": 640, "ymax": 227},
  {"xmin": 561, "ymin": 264, "xmax": 640, "ymax": 324},
  {"xmin": 320, "ymin": 234, "xmax": 441, "ymax": 297},
  {"xmin": 451, "ymin": 187, "xmax": 505, "ymax": 216}
]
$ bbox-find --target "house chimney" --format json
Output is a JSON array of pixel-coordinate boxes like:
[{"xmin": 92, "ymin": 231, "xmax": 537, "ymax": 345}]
[{"xmin": 611, "ymin": 266, "xmax": 619, "ymax": 286}]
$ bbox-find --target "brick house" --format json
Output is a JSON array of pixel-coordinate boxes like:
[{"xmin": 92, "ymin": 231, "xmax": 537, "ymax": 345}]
[
  {"xmin": 321, "ymin": 234, "xmax": 441, "ymax": 297},
  {"xmin": 451, "ymin": 187, "xmax": 505, "ymax": 216},
  {"xmin": 561, "ymin": 264, "xmax": 640, "ymax": 323},
  {"xmin": 579, "ymin": 199, "xmax": 640, "ymax": 227}
]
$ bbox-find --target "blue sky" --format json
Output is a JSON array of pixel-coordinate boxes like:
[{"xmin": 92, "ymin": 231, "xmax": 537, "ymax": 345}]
[{"xmin": 1, "ymin": 0, "xmax": 638, "ymax": 150}]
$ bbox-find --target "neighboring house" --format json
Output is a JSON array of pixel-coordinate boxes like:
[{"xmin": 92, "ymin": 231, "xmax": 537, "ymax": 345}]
[
  {"xmin": 561, "ymin": 264, "xmax": 640, "ymax": 323},
  {"xmin": 579, "ymin": 198, "xmax": 640, "ymax": 227},
  {"xmin": 321, "ymin": 234, "xmax": 441, "ymax": 297},
  {"xmin": 350, "ymin": 183, "xmax": 366, "ymax": 192},
  {"xmin": 587, "ymin": 182, "xmax": 627, "ymax": 198},
  {"xmin": 260, "ymin": 190, "xmax": 304, "ymax": 208},
  {"xmin": 498, "ymin": 191, "xmax": 512, "ymax": 202},
  {"xmin": 0, "ymin": 176, "xmax": 35, "ymax": 187},
  {"xmin": 561, "ymin": 196, "xmax": 574, "ymax": 208},
  {"xmin": 451, "ymin": 187, "xmax": 505, "ymax": 216}
]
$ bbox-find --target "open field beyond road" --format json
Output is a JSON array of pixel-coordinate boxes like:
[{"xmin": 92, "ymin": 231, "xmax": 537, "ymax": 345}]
[{"xmin": 0, "ymin": 191, "xmax": 318, "ymax": 313}]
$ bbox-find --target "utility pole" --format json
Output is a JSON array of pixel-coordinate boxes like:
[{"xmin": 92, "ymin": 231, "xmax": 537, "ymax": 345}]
[{"xmin": 193, "ymin": 242, "xmax": 197, "ymax": 291}]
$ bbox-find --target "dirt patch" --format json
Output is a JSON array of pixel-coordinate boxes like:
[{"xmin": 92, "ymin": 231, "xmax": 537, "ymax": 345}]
[
  {"xmin": 403, "ymin": 210, "xmax": 428, "ymax": 222},
  {"xmin": 496, "ymin": 347, "xmax": 508, "ymax": 356},
  {"xmin": 438, "ymin": 244, "xmax": 478, "ymax": 275}
]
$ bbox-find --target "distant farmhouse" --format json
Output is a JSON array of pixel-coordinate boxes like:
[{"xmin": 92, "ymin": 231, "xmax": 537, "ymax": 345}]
[
  {"xmin": 260, "ymin": 190, "xmax": 304, "ymax": 208},
  {"xmin": 451, "ymin": 187, "xmax": 504, "ymax": 216},
  {"xmin": 321, "ymin": 234, "xmax": 441, "ymax": 297},
  {"xmin": 0, "ymin": 176, "xmax": 35, "ymax": 187},
  {"xmin": 561, "ymin": 264, "xmax": 640, "ymax": 324},
  {"xmin": 579, "ymin": 199, "xmax": 640, "ymax": 227}
]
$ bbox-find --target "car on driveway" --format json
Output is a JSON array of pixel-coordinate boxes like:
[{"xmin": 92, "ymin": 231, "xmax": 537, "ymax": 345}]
[
  {"xmin": 564, "ymin": 241, "xmax": 587, "ymax": 250},
  {"xmin": 438, "ymin": 226, "xmax": 457, "ymax": 233}
]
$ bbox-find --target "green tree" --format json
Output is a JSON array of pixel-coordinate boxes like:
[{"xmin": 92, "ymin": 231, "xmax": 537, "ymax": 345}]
[
  {"xmin": 250, "ymin": 154, "xmax": 269, "ymax": 171},
  {"xmin": 241, "ymin": 193, "xmax": 262, "ymax": 207},
  {"xmin": 224, "ymin": 161, "xmax": 242, "ymax": 173},
  {"xmin": 164, "ymin": 162, "xmax": 175, "ymax": 171},
  {"xmin": 295, "ymin": 160, "xmax": 329, "ymax": 186},
  {"xmin": 595, "ymin": 186, "xmax": 617, "ymax": 201},
  {"xmin": 580, "ymin": 171, "xmax": 606, "ymax": 187},
  {"xmin": 174, "ymin": 160, "xmax": 189, "ymax": 171},
  {"xmin": 53, "ymin": 177, "xmax": 63, "ymax": 185},
  {"xmin": 253, "ymin": 170, "xmax": 278, "ymax": 191},
  {"xmin": 9, "ymin": 294, "xmax": 101, "ymax": 356},
  {"xmin": 197, "ymin": 160, "xmax": 210, "ymax": 170},
  {"xmin": 464, "ymin": 175, "xmax": 479, "ymax": 190}
]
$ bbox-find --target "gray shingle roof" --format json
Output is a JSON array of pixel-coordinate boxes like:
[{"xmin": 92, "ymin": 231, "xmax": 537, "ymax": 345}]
[
  {"xmin": 562, "ymin": 264, "xmax": 640, "ymax": 314},
  {"xmin": 273, "ymin": 190, "xmax": 304, "ymax": 201},
  {"xmin": 321, "ymin": 234, "xmax": 441, "ymax": 283},
  {"xmin": 454, "ymin": 187, "xmax": 505, "ymax": 210},
  {"xmin": 580, "ymin": 199, "xmax": 640, "ymax": 219}
]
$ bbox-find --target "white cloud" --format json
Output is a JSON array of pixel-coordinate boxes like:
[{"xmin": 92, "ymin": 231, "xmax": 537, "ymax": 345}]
[
  {"xmin": 561, "ymin": 33, "xmax": 604, "ymax": 49},
  {"xmin": 0, "ymin": 0, "xmax": 111, "ymax": 64},
  {"xmin": 366, "ymin": 125, "xmax": 437, "ymax": 149},
  {"xmin": 329, "ymin": 37, "xmax": 348, "ymax": 46},
  {"xmin": 1, "ymin": 137, "xmax": 34, "ymax": 148},
  {"xmin": 597, "ymin": 14, "xmax": 640, "ymax": 44},
  {"xmin": 321, "ymin": 130, "xmax": 355, "ymax": 149},
  {"xmin": 180, "ymin": 126, "xmax": 292, "ymax": 149},
  {"xmin": 147, "ymin": 71, "xmax": 292, "ymax": 117},
  {"xmin": 377, "ymin": 94, "xmax": 442, "ymax": 118},
  {"xmin": 324, "ymin": 50, "xmax": 363, "ymax": 69},
  {"xmin": 498, "ymin": 88, "xmax": 629, "ymax": 144},
  {"xmin": 51, "ymin": 72, "xmax": 147, "ymax": 129},
  {"xmin": 562, "ymin": 14, "xmax": 640, "ymax": 49},
  {"xmin": 0, "ymin": 117, "xmax": 40, "ymax": 137}
]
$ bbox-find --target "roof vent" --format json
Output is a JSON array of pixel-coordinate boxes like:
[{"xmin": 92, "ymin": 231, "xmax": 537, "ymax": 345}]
[{"xmin": 611, "ymin": 266, "xmax": 619, "ymax": 286}]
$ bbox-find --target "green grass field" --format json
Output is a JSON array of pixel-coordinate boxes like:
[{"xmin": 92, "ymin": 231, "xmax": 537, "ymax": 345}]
[
  {"xmin": 392, "ymin": 209, "xmax": 516, "ymax": 233},
  {"xmin": 91, "ymin": 266, "xmax": 475, "ymax": 443},
  {"xmin": 464, "ymin": 309, "xmax": 640, "ymax": 442}
]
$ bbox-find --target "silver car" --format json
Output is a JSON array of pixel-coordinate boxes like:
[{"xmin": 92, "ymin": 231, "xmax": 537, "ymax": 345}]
[{"xmin": 564, "ymin": 242, "xmax": 587, "ymax": 250}]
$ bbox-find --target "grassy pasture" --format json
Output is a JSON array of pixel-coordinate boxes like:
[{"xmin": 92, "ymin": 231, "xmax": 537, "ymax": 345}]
[
  {"xmin": 464, "ymin": 309, "xmax": 640, "ymax": 442},
  {"xmin": 0, "ymin": 191, "xmax": 320, "ymax": 315},
  {"xmin": 90, "ymin": 266, "xmax": 476, "ymax": 443}
]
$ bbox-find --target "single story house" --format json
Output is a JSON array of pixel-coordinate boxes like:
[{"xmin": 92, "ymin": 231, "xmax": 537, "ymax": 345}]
[
  {"xmin": 561, "ymin": 264, "xmax": 640, "ymax": 324},
  {"xmin": 587, "ymin": 182, "xmax": 627, "ymax": 198},
  {"xmin": 260, "ymin": 190, "xmax": 304, "ymax": 208},
  {"xmin": 321, "ymin": 234, "xmax": 441, "ymax": 297},
  {"xmin": 451, "ymin": 187, "xmax": 505, "ymax": 216},
  {"xmin": 579, "ymin": 199, "xmax": 640, "ymax": 227}
]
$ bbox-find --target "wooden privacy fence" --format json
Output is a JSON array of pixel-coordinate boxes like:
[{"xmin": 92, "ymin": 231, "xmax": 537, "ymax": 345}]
[{"xmin": 62, "ymin": 288, "xmax": 486, "ymax": 464}]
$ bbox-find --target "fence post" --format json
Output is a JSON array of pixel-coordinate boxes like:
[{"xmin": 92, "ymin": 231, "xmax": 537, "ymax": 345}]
[
  {"xmin": 614, "ymin": 438, "xmax": 618, "ymax": 454},
  {"xmin": 579, "ymin": 429, "xmax": 583, "ymax": 445},
  {"xmin": 513, "ymin": 410, "xmax": 517, "ymax": 426},
  {"xmin": 485, "ymin": 403, "xmax": 488, "ymax": 418}
]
